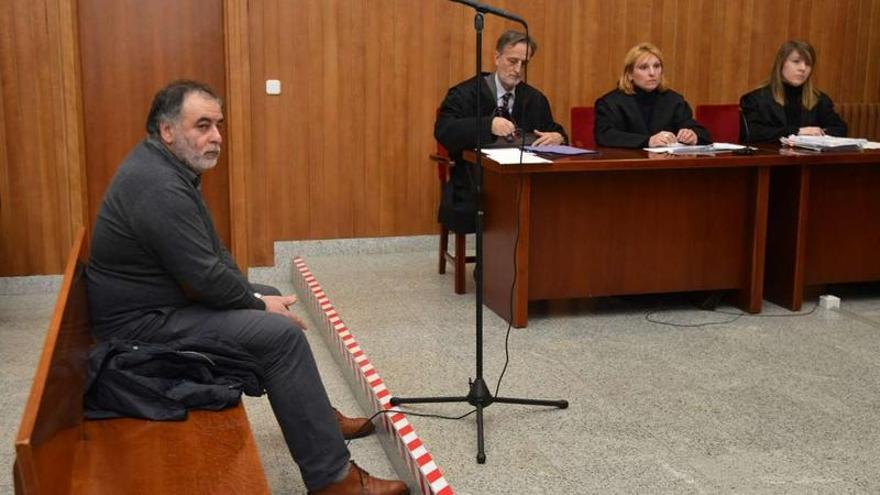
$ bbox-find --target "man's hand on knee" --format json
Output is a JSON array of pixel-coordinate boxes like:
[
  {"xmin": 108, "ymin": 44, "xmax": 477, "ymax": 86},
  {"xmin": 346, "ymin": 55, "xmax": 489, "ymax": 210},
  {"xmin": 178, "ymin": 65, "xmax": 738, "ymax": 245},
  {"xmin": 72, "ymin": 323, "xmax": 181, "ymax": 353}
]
[{"xmin": 262, "ymin": 295, "xmax": 308, "ymax": 329}]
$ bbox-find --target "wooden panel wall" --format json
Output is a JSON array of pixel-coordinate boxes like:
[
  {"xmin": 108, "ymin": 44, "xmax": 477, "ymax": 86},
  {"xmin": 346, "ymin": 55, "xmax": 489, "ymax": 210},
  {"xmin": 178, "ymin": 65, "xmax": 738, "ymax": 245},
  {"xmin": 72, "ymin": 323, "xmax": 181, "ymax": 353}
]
[
  {"xmin": 2, "ymin": 0, "xmax": 880, "ymax": 273},
  {"xmin": 77, "ymin": 0, "xmax": 230, "ymax": 251},
  {"xmin": 242, "ymin": 0, "xmax": 880, "ymax": 265},
  {"xmin": 0, "ymin": 0, "xmax": 85, "ymax": 276}
]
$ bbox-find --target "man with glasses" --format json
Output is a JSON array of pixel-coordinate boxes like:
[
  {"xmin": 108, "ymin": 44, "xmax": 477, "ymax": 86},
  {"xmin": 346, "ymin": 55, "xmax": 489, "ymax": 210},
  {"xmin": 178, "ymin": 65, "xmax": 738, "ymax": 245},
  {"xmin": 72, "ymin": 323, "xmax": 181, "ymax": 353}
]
[{"xmin": 435, "ymin": 30, "xmax": 567, "ymax": 234}]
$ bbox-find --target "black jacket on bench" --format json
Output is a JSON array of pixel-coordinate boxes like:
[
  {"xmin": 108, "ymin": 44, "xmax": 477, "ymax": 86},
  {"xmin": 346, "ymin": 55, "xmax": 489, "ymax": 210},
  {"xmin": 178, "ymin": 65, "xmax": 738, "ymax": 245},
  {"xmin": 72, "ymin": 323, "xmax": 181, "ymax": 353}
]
[{"xmin": 84, "ymin": 336, "xmax": 264, "ymax": 421}]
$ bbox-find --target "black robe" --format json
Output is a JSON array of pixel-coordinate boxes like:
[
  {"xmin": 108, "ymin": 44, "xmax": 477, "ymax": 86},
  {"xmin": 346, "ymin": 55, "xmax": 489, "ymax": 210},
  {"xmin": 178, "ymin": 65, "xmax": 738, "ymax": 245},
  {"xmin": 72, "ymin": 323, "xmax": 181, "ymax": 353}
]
[
  {"xmin": 739, "ymin": 85, "xmax": 848, "ymax": 143},
  {"xmin": 593, "ymin": 88, "xmax": 711, "ymax": 148},
  {"xmin": 434, "ymin": 73, "xmax": 567, "ymax": 233}
]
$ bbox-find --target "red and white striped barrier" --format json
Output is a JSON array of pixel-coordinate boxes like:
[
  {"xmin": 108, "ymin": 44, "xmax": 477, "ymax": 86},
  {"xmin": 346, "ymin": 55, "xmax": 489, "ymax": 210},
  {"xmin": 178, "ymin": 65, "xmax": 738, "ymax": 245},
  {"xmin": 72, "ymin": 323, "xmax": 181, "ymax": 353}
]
[{"xmin": 292, "ymin": 257, "xmax": 453, "ymax": 495}]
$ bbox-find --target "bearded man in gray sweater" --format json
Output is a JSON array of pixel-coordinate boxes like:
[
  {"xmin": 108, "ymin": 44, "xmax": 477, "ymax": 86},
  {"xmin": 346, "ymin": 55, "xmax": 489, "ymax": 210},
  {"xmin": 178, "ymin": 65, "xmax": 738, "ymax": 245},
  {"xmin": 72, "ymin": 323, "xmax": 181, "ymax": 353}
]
[{"xmin": 87, "ymin": 80, "xmax": 407, "ymax": 495}]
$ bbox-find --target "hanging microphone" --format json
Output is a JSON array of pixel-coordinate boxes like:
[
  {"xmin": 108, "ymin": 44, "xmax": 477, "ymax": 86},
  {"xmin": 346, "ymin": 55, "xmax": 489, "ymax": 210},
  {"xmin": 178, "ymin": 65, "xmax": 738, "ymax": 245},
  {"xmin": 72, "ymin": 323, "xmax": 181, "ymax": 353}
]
[
  {"xmin": 448, "ymin": 0, "xmax": 528, "ymax": 27},
  {"xmin": 735, "ymin": 106, "xmax": 755, "ymax": 155}
]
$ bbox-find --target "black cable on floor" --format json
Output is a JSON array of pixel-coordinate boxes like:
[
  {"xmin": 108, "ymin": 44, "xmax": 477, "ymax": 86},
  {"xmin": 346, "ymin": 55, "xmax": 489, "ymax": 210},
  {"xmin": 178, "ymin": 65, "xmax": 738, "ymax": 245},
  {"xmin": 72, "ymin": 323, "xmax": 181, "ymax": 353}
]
[{"xmin": 645, "ymin": 302, "xmax": 819, "ymax": 328}]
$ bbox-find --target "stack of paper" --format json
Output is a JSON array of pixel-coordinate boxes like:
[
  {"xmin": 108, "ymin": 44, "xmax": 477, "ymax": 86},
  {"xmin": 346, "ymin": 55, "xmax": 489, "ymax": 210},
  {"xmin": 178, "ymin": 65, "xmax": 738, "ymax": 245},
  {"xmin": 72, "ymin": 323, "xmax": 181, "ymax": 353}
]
[
  {"xmin": 780, "ymin": 135, "xmax": 867, "ymax": 152},
  {"xmin": 523, "ymin": 145, "xmax": 597, "ymax": 155},
  {"xmin": 481, "ymin": 148, "xmax": 552, "ymax": 164},
  {"xmin": 643, "ymin": 143, "xmax": 749, "ymax": 154}
]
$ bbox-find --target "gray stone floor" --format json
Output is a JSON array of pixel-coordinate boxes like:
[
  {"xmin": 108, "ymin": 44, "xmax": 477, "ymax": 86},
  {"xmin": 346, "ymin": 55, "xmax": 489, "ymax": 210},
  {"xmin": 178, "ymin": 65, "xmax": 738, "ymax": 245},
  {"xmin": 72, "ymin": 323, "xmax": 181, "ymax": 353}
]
[
  {"xmin": 0, "ymin": 276, "xmax": 393, "ymax": 495},
  {"xmin": 3, "ymin": 236, "xmax": 880, "ymax": 494}
]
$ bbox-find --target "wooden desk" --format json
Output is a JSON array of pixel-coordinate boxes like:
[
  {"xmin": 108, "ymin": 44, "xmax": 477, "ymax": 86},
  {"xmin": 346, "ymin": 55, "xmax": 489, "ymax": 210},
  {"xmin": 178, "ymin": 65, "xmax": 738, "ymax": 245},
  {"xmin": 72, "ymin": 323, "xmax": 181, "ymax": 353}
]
[
  {"xmin": 464, "ymin": 148, "xmax": 783, "ymax": 328},
  {"xmin": 763, "ymin": 148, "xmax": 880, "ymax": 310}
]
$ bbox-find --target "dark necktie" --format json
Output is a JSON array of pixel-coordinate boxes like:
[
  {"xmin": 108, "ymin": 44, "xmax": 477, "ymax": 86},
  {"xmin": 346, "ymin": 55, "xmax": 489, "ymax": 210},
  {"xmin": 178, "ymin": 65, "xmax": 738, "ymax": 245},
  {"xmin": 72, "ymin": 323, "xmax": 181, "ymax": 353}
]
[{"xmin": 495, "ymin": 92, "xmax": 513, "ymax": 121}]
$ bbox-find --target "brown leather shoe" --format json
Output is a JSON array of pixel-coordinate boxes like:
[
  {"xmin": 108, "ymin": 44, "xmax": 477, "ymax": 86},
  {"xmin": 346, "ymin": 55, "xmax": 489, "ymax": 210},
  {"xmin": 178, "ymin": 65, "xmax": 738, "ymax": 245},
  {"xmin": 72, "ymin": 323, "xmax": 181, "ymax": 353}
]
[
  {"xmin": 335, "ymin": 408, "xmax": 375, "ymax": 440},
  {"xmin": 309, "ymin": 461, "xmax": 409, "ymax": 495}
]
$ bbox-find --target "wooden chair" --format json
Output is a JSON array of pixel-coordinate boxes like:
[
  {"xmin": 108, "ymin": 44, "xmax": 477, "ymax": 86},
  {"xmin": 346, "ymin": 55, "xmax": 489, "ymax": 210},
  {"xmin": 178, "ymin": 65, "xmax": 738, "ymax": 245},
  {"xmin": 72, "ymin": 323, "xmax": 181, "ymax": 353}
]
[
  {"xmin": 694, "ymin": 104, "xmax": 741, "ymax": 144},
  {"xmin": 432, "ymin": 141, "xmax": 475, "ymax": 294},
  {"xmin": 570, "ymin": 106, "xmax": 596, "ymax": 149},
  {"xmin": 14, "ymin": 227, "xmax": 270, "ymax": 494}
]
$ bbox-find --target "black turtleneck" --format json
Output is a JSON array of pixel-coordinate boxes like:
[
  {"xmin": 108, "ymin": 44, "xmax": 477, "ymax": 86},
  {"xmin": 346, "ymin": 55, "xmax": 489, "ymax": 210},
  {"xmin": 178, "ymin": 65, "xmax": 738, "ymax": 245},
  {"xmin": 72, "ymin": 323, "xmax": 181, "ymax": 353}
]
[
  {"xmin": 783, "ymin": 83, "xmax": 804, "ymax": 127},
  {"xmin": 634, "ymin": 87, "xmax": 658, "ymax": 129}
]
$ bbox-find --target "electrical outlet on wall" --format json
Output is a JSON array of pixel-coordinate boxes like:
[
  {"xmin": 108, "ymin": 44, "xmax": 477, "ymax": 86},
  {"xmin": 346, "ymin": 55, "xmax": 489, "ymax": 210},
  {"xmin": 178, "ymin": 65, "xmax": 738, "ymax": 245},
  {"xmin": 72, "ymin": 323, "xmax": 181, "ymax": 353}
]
[{"xmin": 266, "ymin": 80, "xmax": 281, "ymax": 95}]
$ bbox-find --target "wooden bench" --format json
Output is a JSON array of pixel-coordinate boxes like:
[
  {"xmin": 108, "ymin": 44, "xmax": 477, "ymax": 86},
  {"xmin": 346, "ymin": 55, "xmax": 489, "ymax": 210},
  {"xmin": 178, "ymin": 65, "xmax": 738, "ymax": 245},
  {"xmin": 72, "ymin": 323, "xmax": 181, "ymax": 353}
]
[{"xmin": 14, "ymin": 228, "xmax": 270, "ymax": 494}]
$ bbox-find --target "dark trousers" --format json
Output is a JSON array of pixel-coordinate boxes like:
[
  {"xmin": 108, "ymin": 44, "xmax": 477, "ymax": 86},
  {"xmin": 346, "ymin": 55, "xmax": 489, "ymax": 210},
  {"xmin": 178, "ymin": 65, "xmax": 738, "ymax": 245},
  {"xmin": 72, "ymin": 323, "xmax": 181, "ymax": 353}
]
[{"xmin": 103, "ymin": 283, "xmax": 350, "ymax": 491}]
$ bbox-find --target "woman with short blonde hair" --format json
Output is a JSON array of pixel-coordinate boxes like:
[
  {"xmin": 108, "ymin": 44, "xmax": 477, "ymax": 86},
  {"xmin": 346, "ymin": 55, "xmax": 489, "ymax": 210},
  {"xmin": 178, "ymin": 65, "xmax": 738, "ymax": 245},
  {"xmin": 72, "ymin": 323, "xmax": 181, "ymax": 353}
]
[
  {"xmin": 594, "ymin": 42, "xmax": 709, "ymax": 148},
  {"xmin": 617, "ymin": 43, "xmax": 668, "ymax": 95}
]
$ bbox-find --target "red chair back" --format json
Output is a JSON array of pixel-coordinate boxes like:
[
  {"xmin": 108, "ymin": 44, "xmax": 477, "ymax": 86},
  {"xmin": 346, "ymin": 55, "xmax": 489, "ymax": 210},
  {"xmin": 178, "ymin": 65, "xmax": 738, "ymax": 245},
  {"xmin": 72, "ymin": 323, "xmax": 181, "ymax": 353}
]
[
  {"xmin": 570, "ymin": 106, "xmax": 595, "ymax": 149},
  {"xmin": 437, "ymin": 140, "xmax": 449, "ymax": 159},
  {"xmin": 694, "ymin": 104, "xmax": 740, "ymax": 144}
]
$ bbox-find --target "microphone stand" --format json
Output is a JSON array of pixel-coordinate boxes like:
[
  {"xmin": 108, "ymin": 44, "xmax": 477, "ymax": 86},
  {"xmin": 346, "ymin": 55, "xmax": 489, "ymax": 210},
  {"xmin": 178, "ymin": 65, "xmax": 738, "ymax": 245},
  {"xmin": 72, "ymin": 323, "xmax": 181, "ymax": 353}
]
[
  {"xmin": 735, "ymin": 106, "xmax": 755, "ymax": 155},
  {"xmin": 390, "ymin": 2, "xmax": 568, "ymax": 464}
]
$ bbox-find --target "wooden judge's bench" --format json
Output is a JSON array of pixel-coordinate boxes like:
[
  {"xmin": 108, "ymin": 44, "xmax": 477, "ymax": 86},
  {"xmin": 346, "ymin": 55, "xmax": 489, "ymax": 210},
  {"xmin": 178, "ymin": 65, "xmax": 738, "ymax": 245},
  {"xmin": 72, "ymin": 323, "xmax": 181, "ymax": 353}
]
[{"xmin": 463, "ymin": 146, "xmax": 880, "ymax": 328}]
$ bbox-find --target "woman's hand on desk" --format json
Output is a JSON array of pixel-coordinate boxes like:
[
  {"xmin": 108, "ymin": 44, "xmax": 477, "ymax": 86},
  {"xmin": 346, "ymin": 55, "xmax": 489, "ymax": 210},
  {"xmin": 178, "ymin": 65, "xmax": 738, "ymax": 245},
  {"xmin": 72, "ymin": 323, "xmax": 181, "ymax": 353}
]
[
  {"xmin": 532, "ymin": 130, "xmax": 564, "ymax": 146},
  {"xmin": 649, "ymin": 131, "xmax": 677, "ymax": 147},
  {"xmin": 798, "ymin": 126, "xmax": 825, "ymax": 136},
  {"xmin": 676, "ymin": 128, "xmax": 698, "ymax": 145}
]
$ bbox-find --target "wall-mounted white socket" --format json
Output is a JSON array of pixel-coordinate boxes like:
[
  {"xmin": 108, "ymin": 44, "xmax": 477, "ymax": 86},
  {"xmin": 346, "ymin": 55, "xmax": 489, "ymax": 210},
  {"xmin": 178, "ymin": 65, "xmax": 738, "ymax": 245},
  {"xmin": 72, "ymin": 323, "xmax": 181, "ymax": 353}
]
[{"xmin": 266, "ymin": 79, "xmax": 281, "ymax": 95}]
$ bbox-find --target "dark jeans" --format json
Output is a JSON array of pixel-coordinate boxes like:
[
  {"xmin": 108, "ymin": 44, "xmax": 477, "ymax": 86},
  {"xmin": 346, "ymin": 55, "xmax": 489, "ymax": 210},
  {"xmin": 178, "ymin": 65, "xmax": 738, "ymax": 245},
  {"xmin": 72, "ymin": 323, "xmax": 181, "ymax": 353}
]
[{"xmin": 101, "ymin": 283, "xmax": 350, "ymax": 490}]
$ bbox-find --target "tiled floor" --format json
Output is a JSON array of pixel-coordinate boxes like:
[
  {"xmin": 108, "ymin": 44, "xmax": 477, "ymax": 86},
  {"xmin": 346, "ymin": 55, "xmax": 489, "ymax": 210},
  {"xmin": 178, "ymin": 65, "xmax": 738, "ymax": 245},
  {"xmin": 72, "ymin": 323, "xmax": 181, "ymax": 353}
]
[
  {"xmin": 3, "ymin": 238, "xmax": 880, "ymax": 494},
  {"xmin": 289, "ymin": 247, "xmax": 880, "ymax": 494}
]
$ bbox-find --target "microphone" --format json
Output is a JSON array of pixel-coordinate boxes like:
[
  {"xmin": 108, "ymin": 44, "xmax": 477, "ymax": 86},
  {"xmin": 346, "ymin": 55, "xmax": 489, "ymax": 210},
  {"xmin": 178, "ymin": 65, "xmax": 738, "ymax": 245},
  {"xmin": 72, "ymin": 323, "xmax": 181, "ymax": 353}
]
[
  {"xmin": 735, "ymin": 106, "xmax": 755, "ymax": 155},
  {"xmin": 448, "ymin": 0, "xmax": 528, "ymax": 27}
]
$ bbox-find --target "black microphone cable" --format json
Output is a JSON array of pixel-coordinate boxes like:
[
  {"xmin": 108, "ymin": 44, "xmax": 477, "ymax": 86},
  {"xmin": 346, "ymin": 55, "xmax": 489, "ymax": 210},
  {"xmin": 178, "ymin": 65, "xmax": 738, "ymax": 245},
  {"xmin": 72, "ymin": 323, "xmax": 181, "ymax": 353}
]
[
  {"xmin": 735, "ymin": 106, "xmax": 755, "ymax": 155},
  {"xmin": 495, "ymin": 26, "xmax": 530, "ymax": 398}
]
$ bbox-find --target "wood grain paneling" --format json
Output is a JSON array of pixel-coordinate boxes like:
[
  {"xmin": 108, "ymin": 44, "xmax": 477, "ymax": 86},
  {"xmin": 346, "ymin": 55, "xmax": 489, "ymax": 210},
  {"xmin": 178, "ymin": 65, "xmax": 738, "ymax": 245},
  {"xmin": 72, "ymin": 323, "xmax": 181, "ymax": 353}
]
[
  {"xmin": 224, "ymin": 0, "xmax": 254, "ymax": 270},
  {"xmin": 241, "ymin": 0, "xmax": 880, "ymax": 266},
  {"xmin": 77, "ymin": 0, "xmax": 230, "ymax": 248},
  {"xmin": 3, "ymin": 0, "xmax": 880, "ymax": 273},
  {"xmin": 0, "ymin": 0, "xmax": 82, "ymax": 276}
]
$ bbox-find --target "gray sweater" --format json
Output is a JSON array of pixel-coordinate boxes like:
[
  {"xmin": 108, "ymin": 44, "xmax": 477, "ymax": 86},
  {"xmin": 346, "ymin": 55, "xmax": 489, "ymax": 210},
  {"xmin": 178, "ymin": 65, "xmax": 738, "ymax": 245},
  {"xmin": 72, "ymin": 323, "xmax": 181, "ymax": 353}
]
[{"xmin": 87, "ymin": 138, "xmax": 264, "ymax": 339}]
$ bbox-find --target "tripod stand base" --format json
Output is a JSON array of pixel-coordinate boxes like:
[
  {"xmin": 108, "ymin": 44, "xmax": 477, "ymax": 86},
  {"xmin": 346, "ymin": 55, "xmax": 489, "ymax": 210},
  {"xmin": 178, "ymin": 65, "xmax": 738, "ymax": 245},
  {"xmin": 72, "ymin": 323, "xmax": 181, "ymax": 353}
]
[
  {"xmin": 390, "ymin": 378, "xmax": 568, "ymax": 464},
  {"xmin": 391, "ymin": 8, "xmax": 567, "ymax": 466}
]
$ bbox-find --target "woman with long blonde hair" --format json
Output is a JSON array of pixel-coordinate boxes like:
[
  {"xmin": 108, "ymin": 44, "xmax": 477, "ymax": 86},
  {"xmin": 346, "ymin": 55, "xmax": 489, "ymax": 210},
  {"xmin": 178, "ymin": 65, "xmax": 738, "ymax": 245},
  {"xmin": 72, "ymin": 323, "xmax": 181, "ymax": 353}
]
[{"xmin": 740, "ymin": 40, "xmax": 847, "ymax": 142}]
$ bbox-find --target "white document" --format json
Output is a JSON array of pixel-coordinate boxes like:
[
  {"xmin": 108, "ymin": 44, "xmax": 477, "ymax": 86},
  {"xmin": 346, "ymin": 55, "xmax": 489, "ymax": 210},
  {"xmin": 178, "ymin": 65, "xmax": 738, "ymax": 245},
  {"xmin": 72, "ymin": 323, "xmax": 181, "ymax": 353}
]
[
  {"xmin": 709, "ymin": 142, "xmax": 749, "ymax": 151},
  {"xmin": 481, "ymin": 148, "xmax": 552, "ymax": 164},
  {"xmin": 643, "ymin": 143, "xmax": 746, "ymax": 154},
  {"xmin": 863, "ymin": 141, "xmax": 880, "ymax": 150},
  {"xmin": 780, "ymin": 135, "xmax": 868, "ymax": 151}
]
